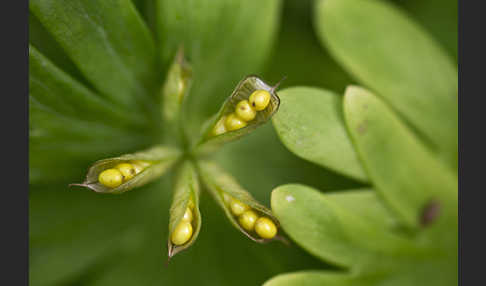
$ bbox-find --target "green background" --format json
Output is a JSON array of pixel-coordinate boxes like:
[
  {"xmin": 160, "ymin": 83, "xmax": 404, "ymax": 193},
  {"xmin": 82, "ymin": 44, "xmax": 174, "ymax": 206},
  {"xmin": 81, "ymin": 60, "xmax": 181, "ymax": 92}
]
[{"xmin": 29, "ymin": 0, "xmax": 457, "ymax": 285}]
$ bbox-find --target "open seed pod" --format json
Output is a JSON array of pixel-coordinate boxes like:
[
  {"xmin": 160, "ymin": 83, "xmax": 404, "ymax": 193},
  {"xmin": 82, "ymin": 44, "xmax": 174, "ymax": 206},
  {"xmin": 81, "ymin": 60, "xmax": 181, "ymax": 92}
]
[
  {"xmin": 70, "ymin": 145, "xmax": 181, "ymax": 194},
  {"xmin": 161, "ymin": 47, "xmax": 192, "ymax": 123},
  {"xmin": 197, "ymin": 160, "xmax": 283, "ymax": 243},
  {"xmin": 194, "ymin": 75, "xmax": 281, "ymax": 155},
  {"xmin": 167, "ymin": 161, "xmax": 202, "ymax": 259}
]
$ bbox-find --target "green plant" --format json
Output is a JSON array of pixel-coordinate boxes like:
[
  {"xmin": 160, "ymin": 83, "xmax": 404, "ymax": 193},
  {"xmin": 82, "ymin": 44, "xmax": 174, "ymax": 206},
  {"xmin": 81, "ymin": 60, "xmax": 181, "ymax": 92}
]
[
  {"xmin": 265, "ymin": 0, "xmax": 457, "ymax": 285},
  {"xmin": 29, "ymin": 0, "xmax": 457, "ymax": 285}
]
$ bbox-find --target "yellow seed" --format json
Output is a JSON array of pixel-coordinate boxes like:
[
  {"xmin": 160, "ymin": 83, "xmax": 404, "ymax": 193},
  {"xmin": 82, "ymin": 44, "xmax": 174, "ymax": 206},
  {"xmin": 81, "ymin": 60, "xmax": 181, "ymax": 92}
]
[
  {"xmin": 255, "ymin": 217, "xmax": 277, "ymax": 239},
  {"xmin": 222, "ymin": 193, "xmax": 232, "ymax": 206},
  {"xmin": 230, "ymin": 198, "xmax": 249, "ymax": 216},
  {"xmin": 235, "ymin": 100, "xmax": 256, "ymax": 122},
  {"xmin": 182, "ymin": 207, "xmax": 193, "ymax": 222},
  {"xmin": 212, "ymin": 116, "xmax": 227, "ymax": 136},
  {"xmin": 115, "ymin": 163, "xmax": 136, "ymax": 181},
  {"xmin": 249, "ymin": 90, "xmax": 271, "ymax": 111},
  {"xmin": 225, "ymin": 113, "xmax": 247, "ymax": 131},
  {"xmin": 171, "ymin": 221, "xmax": 193, "ymax": 245},
  {"xmin": 239, "ymin": 210, "xmax": 258, "ymax": 231},
  {"xmin": 131, "ymin": 160, "xmax": 150, "ymax": 174},
  {"xmin": 98, "ymin": 168, "xmax": 123, "ymax": 188}
]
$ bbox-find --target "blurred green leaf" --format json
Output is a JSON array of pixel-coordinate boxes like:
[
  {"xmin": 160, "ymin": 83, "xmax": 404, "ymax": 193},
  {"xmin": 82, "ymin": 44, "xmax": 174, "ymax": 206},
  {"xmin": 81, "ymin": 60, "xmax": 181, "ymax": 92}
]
[
  {"xmin": 30, "ymin": 0, "xmax": 157, "ymax": 111},
  {"xmin": 271, "ymin": 184, "xmax": 413, "ymax": 268},
  {"xmin": 269, "ymin": 182, "xmax": 457, "ymax": 286},
  {"xmin": 272, "ymin": 87, "xmax": 366, "ymax": 182},
  {"xmin": 391, "ymin": 0, "xmax": 457, "ymax": 60},
  {"xmin": 156, "ymin": 0, "xmax": 282, "ymax": 132},
  {"xmin": 29, "ymin": 182, "xmax": 163, "ymax": 286},
  {"xmin": 29, "ymin": 97, "xmax": 153, "ymax": 184},
  {"xmin": 264, "ymin": 259, "xmax": 456, "ymax": 286},
  {"xmin": 29, "ymin": 13, "xmax": 88, "ymax": 85},
  {"xmin": 262, "ymin": 0, "xmax": 354, "ymax": 92},
  {"xmin": 213, "ymin": 124, "xmax": 365, "ymax": 203},
  {"xmin": 343, "ymin": 86, "xmax": 457, "ymax": 229},
  {"xmin": 325, "ymin": 190, "xmax": 397, "ymax": 230},
  {"xmin": 30, "ymin": 177, "xmax": 326, "ymax": 286},
  {"xmin": 264, "ymin": 271, "xmax": 363, "ymax": 286},
  {"xmin": 315, "ymin": 0, "xmax": 458, "ymax": 168},
  {"xmin": 29, "ymin": 46, "xmax": 146, "ymax": 128}
]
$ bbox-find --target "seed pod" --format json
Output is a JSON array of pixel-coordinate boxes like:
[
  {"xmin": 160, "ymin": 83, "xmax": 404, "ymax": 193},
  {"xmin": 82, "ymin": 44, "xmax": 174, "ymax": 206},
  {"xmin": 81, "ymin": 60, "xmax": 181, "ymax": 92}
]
[
  {"xmin": 168, "ymin": 161, "xmax": 201, "ymax": 259},
  {"xmin": 161, "ymin": 47, "xmax": 192, "ymax": 123},
  {"xmin": 194, "ymin": 75, "xmax": 283, "ymax": 155},
  {"xmin": 197, "ymin": 160, "xmax": 282, "ymax": 243},
  {"xmin": 70, "ymin": 146, "xmax": 181, "ymax": 194}
]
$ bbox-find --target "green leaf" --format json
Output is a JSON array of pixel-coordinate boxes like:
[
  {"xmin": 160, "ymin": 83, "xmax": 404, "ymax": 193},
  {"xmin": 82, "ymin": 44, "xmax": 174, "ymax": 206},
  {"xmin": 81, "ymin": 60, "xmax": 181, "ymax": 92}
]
[
  {"xmin": 29, "ymin": 46, "xmax": 146, "ymax": 128},
  {"xmin": 264, "ymin": 271, "xmax": 363, "ymax": 286},
  {"xmin": 326, "ymin": 190, "xmax": 397, "ymax": 230},
  {"xmin": 271, "ymin": 184, "xmax": 414, "ymax": 268},
  {"xmin": 197, "ymin": 160, "xmax": 281, "ymax": 243},
  {"xmin": 315, "ymin": 0, "xmax": 458, "ymax": 168},
  {"xmin": 343, "ymin": 86, "xmax": 457, "ymax": 229},
  {"xmin": 213, "ymin": 116, "xmax": 365, "ymax": 196},
  {"xmin": 393, "ymin": 0, "xmax": 458, "ymax": 60},
  {"xmin": 156, "ymin": 0, "xmax": 282, "ymax": 131},
  {"xmin": 29, "ymin": 42, "xmax": 153, "ymax": 185},
  {"xmin": 29, "ymin": 13, "xmax": 86, "ymax": 84},
  {"xmin": 29, "ymin": 131, "xmax": 353, "ymax": 286},
  {"xmin": 271, "ymin": 87, "xmax": 367, "ymax": 182},
  {"xmin": 71, "ymin": 146, "xmax": 181, "ymax": 194},
  {"xmin": 194, "ymin": 76, "xmax": 281, "ymax": 155},
  {"xmin": 29, "ymin": 98, "xmax": 153, "ymax": 184},
  {"xmin": 261, "ymin": 0, "xmax": 354, "ymax": 93},
  {"xmin": 167, "ymin": 161, "xmax": 202, "ymax": 258},
  {"xmin": 29, "ymin": 181, "xmax": 164, "ymax": 286},
  {"xmin": 30, "ymin": 0, "xmax": 157, "ymax": 111}
]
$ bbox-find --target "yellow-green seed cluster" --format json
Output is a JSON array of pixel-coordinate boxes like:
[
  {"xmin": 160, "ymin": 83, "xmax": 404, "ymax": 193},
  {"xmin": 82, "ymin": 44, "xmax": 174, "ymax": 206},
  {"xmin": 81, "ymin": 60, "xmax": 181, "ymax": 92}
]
[
  {"xmin": 98, "ymin": 160, "xmax": 150, "ymax": 188},
  {"xmin": 212, "ymin": 89, "xmax": 271, "ymax": 136},
  {"xmin": 223, "ymin": 193, "xmax": 277, "ymax": 239},
  {"xmin": 171, "ymin": 200, "xmax": 195, "ymax": 246}
]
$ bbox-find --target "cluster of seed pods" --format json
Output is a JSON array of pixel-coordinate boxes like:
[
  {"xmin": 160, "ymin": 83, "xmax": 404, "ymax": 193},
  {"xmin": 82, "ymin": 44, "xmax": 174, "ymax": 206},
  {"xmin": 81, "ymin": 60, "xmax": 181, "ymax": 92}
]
[
  {"xmin": 171, "ymin": 199, "xmax": 196, "ymax": 246},
  {"xmin": 98, "ymin": 160, "xmax": 151, "ymax": 188},
  {"xmin": 213, "ymin": 89, "xmax": 272, "ymax": 135},
  {"xmin": 223, "ymin": 193, "xmax": 277, "ymax": 239}
]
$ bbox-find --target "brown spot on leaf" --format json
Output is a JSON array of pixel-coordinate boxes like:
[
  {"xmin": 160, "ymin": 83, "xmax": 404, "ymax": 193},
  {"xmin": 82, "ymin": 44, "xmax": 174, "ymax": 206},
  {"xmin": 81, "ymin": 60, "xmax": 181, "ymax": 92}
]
[
  {"xmin": 420, "ymin": 199, "xmax": 441, "ymax": 226},
  {"xmin": 357, "ymin": 120, "xmax": 367, "ymax": 135}
]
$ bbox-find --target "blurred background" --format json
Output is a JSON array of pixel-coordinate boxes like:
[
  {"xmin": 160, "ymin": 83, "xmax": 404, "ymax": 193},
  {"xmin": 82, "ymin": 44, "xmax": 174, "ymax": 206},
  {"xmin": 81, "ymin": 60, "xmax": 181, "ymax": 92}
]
[{"xmin": 29, "ymin": 0, "xmax": 457, "ymax": 285}]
